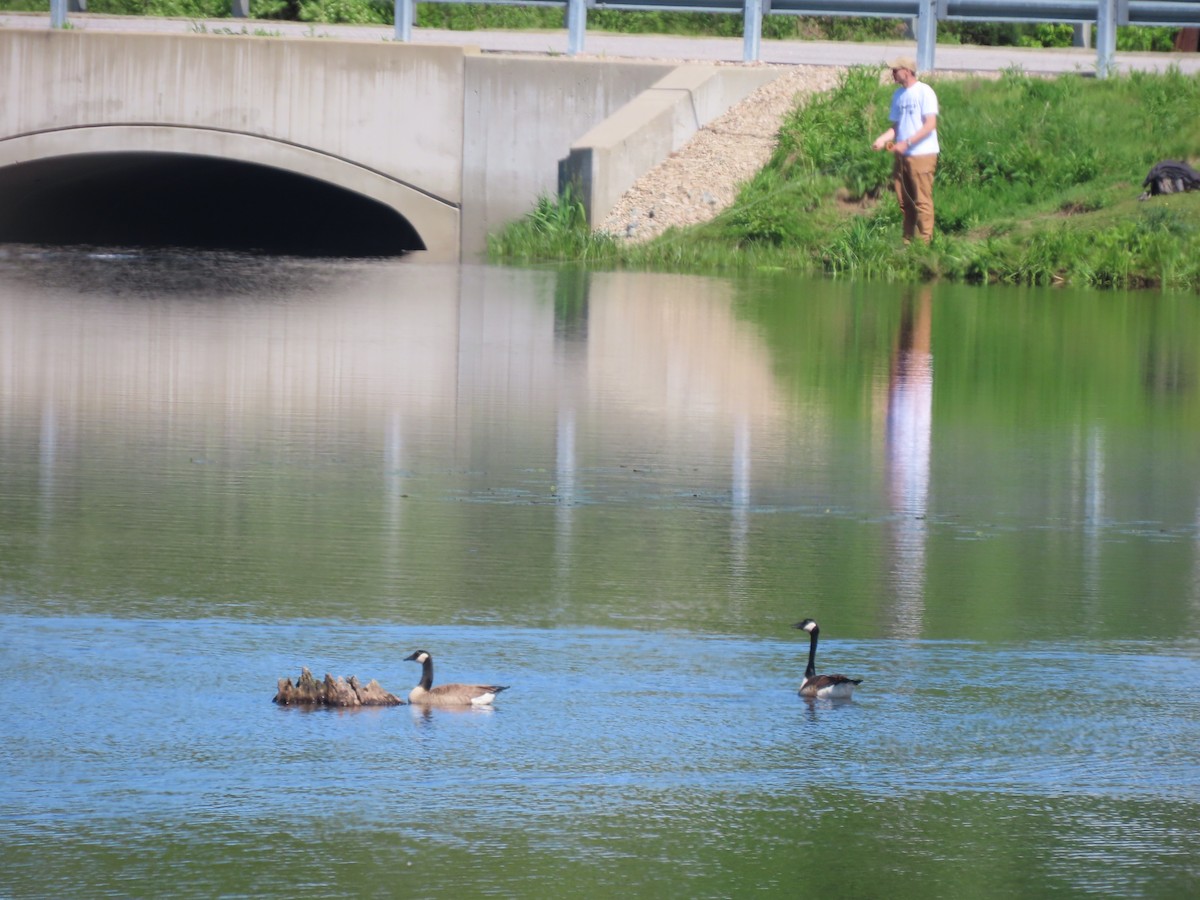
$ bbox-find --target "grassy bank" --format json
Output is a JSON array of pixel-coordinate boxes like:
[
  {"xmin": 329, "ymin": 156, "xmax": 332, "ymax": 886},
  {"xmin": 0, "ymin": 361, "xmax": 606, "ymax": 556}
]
[{"xmin": 491, "ymin": 67, "xmax": 1200, "ymax": 291}]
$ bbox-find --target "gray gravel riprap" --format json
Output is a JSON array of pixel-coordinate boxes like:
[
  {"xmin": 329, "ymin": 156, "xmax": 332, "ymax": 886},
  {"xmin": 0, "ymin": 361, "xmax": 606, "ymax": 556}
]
[{"xmin": 597, "ymin": 64, "xmax": 845, "ymax": 242}]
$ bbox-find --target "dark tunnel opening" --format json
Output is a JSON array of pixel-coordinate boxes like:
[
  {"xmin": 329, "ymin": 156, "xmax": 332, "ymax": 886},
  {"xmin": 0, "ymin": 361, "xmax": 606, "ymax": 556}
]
[{"xmin": 0, "ymin": 153, "xmax": 426, "ymax": 257}]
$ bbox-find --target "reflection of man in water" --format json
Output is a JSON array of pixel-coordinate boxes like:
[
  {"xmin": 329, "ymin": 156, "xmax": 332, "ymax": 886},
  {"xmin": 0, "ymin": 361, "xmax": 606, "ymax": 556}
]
[
  {"xmin": 871, "ymin": 57, "xmax": 940, "ymax": 244},
  {"xmin": 885, "ymin": 288, "xmax": 933, "ymax": 637},
  {"xmin": 887, "ymin": 288, "xmax": 933, "ymax": 519}
]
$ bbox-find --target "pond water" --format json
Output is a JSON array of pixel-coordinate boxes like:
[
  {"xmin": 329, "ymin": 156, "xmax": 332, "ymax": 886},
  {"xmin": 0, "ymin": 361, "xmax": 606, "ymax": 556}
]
[{"xmin": 1, "ymin": 249, "xmax": 1199, "ymax": 898}]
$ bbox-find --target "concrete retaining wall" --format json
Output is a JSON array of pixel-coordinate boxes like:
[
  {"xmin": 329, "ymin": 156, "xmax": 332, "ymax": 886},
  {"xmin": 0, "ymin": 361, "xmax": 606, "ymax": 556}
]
[
  {"xmin": 558, "ymin": 65, "xmax": 782, "ymax": 227},
  {"xmin": 462, "ymin": 56, "xmax": 675, "ymax": 261}
]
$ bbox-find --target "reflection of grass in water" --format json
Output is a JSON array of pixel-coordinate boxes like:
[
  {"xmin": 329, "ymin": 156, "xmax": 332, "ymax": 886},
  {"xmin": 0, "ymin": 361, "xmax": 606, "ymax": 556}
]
[{"xmin": 494, "ymin": 67, "xmax": 1200, "ymax": 291}]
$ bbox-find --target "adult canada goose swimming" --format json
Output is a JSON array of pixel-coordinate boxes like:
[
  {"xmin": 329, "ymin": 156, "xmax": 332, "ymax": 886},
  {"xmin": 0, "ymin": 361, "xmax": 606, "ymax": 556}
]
[
  {"xmin": 403, "ymin": 650, "xmax": 509, "ymax": 707},
  {"xmin": 793, "ymin": 619, "xmax": 863, "ymax": 700}
]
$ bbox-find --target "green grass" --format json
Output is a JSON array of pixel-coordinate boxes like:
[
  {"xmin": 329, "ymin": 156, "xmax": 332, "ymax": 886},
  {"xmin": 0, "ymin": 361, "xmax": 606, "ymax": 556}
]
[
  {"xmin": 487, "ymin": 185, "xmax": 620, "ymax": 264},
  {"xmin": 492, "ymin": 67, "xmax": 1200, "ymax": 291}
]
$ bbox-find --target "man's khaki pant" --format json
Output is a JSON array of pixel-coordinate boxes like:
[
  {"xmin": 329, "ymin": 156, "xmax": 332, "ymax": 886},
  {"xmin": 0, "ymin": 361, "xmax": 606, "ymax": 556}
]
[{"xmin": 893, "ymin": 153, "xmax": 938, "ymax": 244}]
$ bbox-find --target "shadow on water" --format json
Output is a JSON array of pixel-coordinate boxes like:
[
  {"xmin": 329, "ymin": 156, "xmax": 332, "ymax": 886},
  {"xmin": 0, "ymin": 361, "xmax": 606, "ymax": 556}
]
[
  {"xmin": 0, "ymin": 244, "xmax": 382, "ymax": 298},
  {"xmin": 798, "ymin": 695, "xmax": 858, "ymax": 719}
]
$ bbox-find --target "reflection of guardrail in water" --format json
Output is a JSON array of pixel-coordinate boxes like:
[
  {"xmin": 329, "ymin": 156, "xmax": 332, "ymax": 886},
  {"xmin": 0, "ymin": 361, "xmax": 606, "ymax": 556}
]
[{"xmin": 46, "ymin": 1, "xmax": 1200, "ymax": 77}]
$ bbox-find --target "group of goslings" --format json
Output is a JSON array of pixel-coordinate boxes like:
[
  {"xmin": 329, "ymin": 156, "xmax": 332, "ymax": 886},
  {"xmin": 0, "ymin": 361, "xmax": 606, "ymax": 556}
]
[{"xmin": 402, "ymin": 618, "xmax": 859, "ymax": 707}]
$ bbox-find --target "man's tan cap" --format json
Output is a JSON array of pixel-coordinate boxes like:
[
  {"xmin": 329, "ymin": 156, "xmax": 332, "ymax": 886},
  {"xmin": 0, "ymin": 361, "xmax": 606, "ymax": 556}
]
[{"xmin": 888, "ymin": 56, "xmax": 919, "ymax": 74}]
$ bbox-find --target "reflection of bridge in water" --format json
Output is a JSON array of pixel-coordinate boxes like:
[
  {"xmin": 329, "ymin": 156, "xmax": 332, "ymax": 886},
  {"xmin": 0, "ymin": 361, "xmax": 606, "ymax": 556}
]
[{"xmin": 6, "ymin": 264, "xmax": 1195, "ymax": 634}]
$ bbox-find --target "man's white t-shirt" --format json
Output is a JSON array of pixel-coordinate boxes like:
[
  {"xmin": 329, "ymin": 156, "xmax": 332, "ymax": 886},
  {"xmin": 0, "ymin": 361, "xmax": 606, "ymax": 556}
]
[{"xmin": 890, "ymin": 82, "xmax": 940, "ymax": 156}]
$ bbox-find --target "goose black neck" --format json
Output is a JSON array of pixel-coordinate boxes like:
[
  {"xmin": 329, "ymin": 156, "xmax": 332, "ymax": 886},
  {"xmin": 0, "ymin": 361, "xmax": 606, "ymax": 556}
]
[
  {"xmin": 805, "ymin": 628, "xmax": 819, "ymax": 679},
  {"xmin": 418, "ymin": 656, "xmax": 434, "ymax": 690}
]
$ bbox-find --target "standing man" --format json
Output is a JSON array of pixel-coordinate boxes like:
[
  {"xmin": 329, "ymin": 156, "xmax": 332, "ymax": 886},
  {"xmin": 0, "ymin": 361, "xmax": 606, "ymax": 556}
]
[{"xmin": 872, "ymin": 56, "xmax": 940, "ymax": 244}]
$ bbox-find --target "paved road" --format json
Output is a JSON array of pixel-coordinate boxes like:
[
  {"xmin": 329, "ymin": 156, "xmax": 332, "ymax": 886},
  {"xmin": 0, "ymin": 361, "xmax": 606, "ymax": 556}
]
[{"xmin": 5, "ymin": 10, "xmax": 1200, "ymax": 75}]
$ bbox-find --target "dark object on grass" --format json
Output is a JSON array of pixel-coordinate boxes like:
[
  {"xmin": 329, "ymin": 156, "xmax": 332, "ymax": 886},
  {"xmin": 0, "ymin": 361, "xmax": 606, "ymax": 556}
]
[
  {"xmin": 273, "ymin": 666, "xmax": 403, "ymax": 706},
  {"xmin": 1139, "ymin": 160, "xmax": 1200, "ymax": 200}
]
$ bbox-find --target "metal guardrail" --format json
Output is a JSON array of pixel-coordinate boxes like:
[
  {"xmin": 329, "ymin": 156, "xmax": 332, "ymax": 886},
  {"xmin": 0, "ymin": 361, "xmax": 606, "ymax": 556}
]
[
  {"xmin": 45, "ymin": 0, "xmax": 1200, "ymax": 77},
  {"xmin": 768, "ymin": 0, "xmax": 921, "ymax": 12},
  {"xmin": 394, "ymin": 0, "xmax": 1199, "ymax": 75},
  {"xmin": 941, "ymin": 0, "xmax": 1199, "ymax": 20}
]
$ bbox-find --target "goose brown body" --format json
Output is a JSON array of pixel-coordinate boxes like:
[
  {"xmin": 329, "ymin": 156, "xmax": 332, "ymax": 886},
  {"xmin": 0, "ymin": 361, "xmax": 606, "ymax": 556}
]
[
  {"xmin": 404, "ymin": 650, "xmax": 509, "ymax": 707},
  {"xmin": 794, "ymin": 619, "xmax": 862, "ymax": 700}
]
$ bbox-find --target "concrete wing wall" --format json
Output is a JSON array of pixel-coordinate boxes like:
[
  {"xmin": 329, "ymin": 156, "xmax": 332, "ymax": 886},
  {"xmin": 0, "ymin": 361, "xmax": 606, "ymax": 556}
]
[
  {"xmin": 560, "ymin": 65, "xmax": 783, "ymax": 228},
  {"xmin": 461, "ymin": 56, "xmax": 675, "ymax": 262}
]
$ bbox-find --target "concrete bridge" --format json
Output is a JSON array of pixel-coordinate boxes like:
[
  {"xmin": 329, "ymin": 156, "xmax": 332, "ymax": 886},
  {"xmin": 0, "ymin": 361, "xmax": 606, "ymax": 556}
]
[{"xmin": 0, "ymin": 27, "xmax": 778, "ymax": 260}]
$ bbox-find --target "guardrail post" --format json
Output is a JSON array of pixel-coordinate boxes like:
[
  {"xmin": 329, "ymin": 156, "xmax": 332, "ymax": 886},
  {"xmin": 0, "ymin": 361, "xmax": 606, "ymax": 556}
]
[
  {"xmin": 567, "ymin": 0, "xmax": 586, "ymax": 56},
  {"xmin": 1095, "ymin": 0, "xmax": 1118, "ymax": 78},
  {"xmin": 743, "ymin": 0, "xmax": 763, "ymax": 63},
  {"xmin": 916, "ymin": 0, "xmax": 937, "ymax": 72},
  {"xmin": 50, "ymin": 0, "xmax": 67, "ymax": 28},
  {"xmin": 395, "ymin": 0, "xmax": 414, "ymax": 42}
]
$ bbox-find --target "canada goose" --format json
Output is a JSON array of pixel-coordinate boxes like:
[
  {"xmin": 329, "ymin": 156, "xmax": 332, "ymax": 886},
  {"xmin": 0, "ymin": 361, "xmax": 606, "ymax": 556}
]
[
  {"xmin": 403, "ymin": 650, "xmax": 509, "ymax": 707},
  {"xmin": 793, "ymin": 619, "xmax": 862, "ymax": 700}
]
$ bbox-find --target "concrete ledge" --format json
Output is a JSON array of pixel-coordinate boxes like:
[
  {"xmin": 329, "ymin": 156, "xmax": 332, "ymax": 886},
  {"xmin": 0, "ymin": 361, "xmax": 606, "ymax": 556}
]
[{"xmin": 558, "ymin": 65, "xmax": 783, "ymax": 227}]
